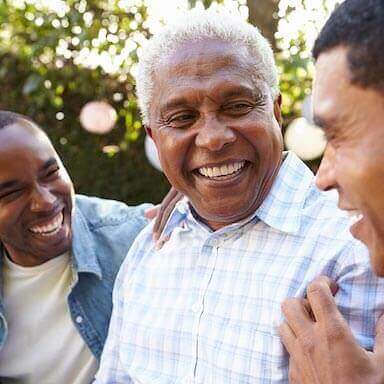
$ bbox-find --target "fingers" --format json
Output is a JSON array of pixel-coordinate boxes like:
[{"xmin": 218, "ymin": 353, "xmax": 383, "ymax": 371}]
[
  {"xmin": 278, "ymin": 321, "xmax": 297, "ymax": 355},
  {"xmin": 308, "ymin": 275, "xmax": 338, "ymax": 296},
  {"xmin": 152, "ymin": 188, "xmax": 177, "ymax": 234},
  {"xmin": 374, "ymin": 317, "xmax": 384, "ymax": 383},
  {"xmin": 288, "ymin": 358, "xmax": 301, "ymax": 384},
  {"xmin": 152, "ymin": 188, "xmax": 182, "ymax": 241},
  {"xmin": 280, "ymin": 324, "xmax": 312, "ymax": 384},
  {"xmin": 374, "ymin": 313, "xmax": 384, "ymax": 356},
  {"xmin": 155, "ymin": 234, "xmax": 170, "ymax": 250},
  {"xmin": 154, "ymin": 192, "xmax": 182, "ymax": 240},
  {"xmin": 306, "ymin": 276, "xmax": 357, "ymax": 348},
  {"xmin": 152, "ymin": 204, "xmax": 167, "ymax": 241},
  {"xmin": 306, "ymin": 276, "xmax": 339, "ymax": 323},
  {"xmin": 145, "ymin": 206, "xmax": 158, "ymax": 220},
  {"xmin": 281, "ymin": 298, "xmax": 313, "ymax": 337}
]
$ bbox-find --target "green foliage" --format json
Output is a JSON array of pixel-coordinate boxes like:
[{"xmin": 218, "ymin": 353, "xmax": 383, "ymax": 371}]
[
  {"xmin": 0, "ymin": 0, "xmax": 170, "ymax": 204},
  {"xmin": 276, "ymin": 32, "xmax": 314, "ymax": 128}
]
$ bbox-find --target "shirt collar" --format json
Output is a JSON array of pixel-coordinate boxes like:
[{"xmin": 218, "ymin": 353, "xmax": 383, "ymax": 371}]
[
  {"xmin": 71, "ymin": 200, "xmax": 103, "ymax": 279},
  {"xmin": 255, "ymin": 151, "xmax": 314, "ymax": 234},
  {"xmin": 166, "ymin": 151, "xmax": 314, "ymax": 236}
]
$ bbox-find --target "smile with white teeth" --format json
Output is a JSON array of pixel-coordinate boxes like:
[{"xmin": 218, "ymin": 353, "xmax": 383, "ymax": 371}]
[
  {"xmin": 29, "ymin": 211, "xmax": 64, "ymax": 236},
  {"xmin": 346, "ymin": 210, "xmax": 364, "ymax": 225},
  {"xmin": 198, "ymin": 161, "xmax": 246, "ymax": 179}
]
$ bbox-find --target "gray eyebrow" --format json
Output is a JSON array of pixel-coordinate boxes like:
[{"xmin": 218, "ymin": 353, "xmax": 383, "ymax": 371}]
[{"xmin": 41, "ymin": 157, "xmax": 58, "ymax": 171}]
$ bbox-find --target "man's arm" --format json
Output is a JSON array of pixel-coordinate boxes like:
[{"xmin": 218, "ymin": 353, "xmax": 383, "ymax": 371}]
[
  {"xmin": 145, "ymin": 187, "xmax": 182, "ymax": 241},
  {"xmin": 145, "ymin": 187, "xmax": 182, "ymax": 245},
  {"xmin": 279, "ymin": 276, "xmax": 384, "ymax": 384}
]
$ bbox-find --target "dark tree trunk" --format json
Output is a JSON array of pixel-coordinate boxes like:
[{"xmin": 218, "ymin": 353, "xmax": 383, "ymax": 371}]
[{"xmin": 246, "ymin": 0, "xmax": 279, "ymax": 51}]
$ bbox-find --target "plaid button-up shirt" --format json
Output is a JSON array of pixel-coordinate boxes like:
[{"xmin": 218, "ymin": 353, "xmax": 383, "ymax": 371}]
[{"xmin": 96, "ymin": 152, "xmax": 384, "ymax": 384}]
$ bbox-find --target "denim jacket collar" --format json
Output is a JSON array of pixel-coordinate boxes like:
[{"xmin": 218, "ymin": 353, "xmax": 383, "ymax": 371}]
[{"xmin": 71, "ymin": 202, "xmax": 103, "ymax": 280}]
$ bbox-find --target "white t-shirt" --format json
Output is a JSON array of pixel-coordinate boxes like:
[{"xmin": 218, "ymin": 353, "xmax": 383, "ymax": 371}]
[{"xmin": 0, "ymin": 251, "xmax": 98, "ymax": 384}]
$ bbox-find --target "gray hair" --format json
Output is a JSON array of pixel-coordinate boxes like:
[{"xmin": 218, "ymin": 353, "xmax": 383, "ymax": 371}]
[{"xmin": 135, "ymin": 8, "xmax": 279, "ymax": 125}]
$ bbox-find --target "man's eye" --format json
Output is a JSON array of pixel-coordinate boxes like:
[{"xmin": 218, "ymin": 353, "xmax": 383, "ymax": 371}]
[
  {"xmin": 46, "ymin": 168, "xmax": 59, "ymax": 179},
  {"xmin": 169, "ymin": 113, "xmax": 195, "ymax": 126},
  {"xmin": 0, "ymin": 189, "xmax": 23, "ymax": 201},
  {"xmin": 223, "ymin": 102, "xmax": 253, "ymax": 114}
]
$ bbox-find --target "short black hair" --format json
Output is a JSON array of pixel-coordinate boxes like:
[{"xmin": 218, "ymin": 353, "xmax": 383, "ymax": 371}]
[
  {"xmin": 0, "ymin": 110, "xmax": 35, "ymax": 130},
  {"xmin": 313, "ymin": 0, "xmax": 384, "ymax": 94}
]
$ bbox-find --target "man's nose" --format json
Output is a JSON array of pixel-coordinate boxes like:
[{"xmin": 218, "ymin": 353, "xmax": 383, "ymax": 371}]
[
  {"xmin": 315, "ymin": 144, "xmax": 336, "ymax": 192},
  {"xmin": 30, "ymin": 185, "xmax": 57, "ymax": 212},
  {"xmin": 195, "ymin": 115, "xmax": 236, "ymax": 152}
]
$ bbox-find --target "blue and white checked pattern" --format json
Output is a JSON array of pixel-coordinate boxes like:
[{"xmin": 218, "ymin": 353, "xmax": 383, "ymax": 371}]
[{"xmin": 96, "ymin": 152, "xmax": 384, "ymax": 383}]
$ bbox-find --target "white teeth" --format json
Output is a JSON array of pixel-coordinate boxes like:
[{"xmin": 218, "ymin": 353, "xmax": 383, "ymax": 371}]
[
  {"xmin": 346, "ymin": 210, "xmax": 363, "ymax": 225},
  {"xmin": 346, "ymin": 210, "xmax": 361, "ymax": 217},
  {"xmin": 30, "ymin": 212, "xmax": 63, "ymax": 236},
  {"xmin": 198, "ymin": 161, "xmax": 246, "ymax": 178}
]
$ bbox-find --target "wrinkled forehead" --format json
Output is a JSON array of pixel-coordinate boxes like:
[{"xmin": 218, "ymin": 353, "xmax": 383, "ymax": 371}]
[
  {"xmin": 155, "ymin": 39, "xmax": 254, "ymax": 83},
  {"xmin": 150, "ymin": 39, "xmax": 270, "ymax": 111},
  {"xmin": 169, "ymin": 39, "xmax": 250, "ymax": 70}
]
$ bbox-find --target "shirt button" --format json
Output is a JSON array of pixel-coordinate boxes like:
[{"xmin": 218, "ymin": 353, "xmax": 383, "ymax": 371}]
[
  {"xmin": 191, "ymin": 303, "xmax": 201, "ymax": 313},
  {"xmin": 75, "ymin": 316, "xmax": 83, "ymax": 324}
]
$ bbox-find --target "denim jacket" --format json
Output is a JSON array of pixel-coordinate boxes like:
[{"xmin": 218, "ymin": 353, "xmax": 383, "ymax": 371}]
[{"xmin": 0, "ymin": 194, "xmax": 149, "ymax": 361}]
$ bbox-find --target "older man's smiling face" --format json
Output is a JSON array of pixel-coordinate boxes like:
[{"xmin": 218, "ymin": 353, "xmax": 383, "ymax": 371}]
[{"xmin": 147, "ymin": 40, "xmax": 283, "ymax": 230}]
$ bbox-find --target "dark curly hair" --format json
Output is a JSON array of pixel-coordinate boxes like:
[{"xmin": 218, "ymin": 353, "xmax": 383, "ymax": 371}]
[{"xmin": 313, "ymin": 0, "xmax": 384, "ymax": 94}]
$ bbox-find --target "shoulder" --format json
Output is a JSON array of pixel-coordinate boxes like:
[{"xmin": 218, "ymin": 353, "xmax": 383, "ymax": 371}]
[
  {"xmin": 278, "ymin": 153, "xmax": 353, "ymax": 244},
  {"xmin": 300, "ymin": 184, "xmax": 368, "ymax": 264},
  {"xmin": 302, "ymin": 185, "xmax": 350, "ymax": 236},
  {"xmin": 73, "ymin": 195, "xmax": 152, "ymax": 268},
  {"xmin": 75, "ymin": 194, "xmax": 152, "ymax": 229},
  {"xmin": 114, "ymin": 221, "xmax": 155, "ymax": 288}
]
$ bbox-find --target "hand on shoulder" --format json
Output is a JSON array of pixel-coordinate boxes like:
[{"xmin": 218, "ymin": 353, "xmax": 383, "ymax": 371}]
[{"xmin": 279, "ymin": 276, "xmax": 384, "ymax": 384}]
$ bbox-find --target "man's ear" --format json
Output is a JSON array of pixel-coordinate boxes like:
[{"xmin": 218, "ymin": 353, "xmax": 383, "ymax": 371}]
[
  {"xmin": 145, "ymin": 125, "xmax": 153, "ymax": 139},
  {"xmin": 273, "ymin": 94, "xmax": 283, "ymax": 127}
]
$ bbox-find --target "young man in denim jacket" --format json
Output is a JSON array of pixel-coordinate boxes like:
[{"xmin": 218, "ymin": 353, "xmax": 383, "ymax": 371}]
[{"xmin": 0, "ymin": 110, "xmax": 165, "ymax": 383}]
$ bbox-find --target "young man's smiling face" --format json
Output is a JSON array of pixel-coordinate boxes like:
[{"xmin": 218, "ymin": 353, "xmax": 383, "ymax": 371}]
[
  {"xmin": 0, "ymin": 120, "xmax": 74, "ymax": 266},
  {"xmin": 147, "ymin": 39, "xmax": 283, "ymax": 230},
  {"xmin": 314, "ymin": 46, "xmax": 384, "ymax": 275}
]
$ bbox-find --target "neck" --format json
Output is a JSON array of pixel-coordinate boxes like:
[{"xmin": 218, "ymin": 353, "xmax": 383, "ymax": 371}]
[
  {"xmin": 1, "ymin": 243, "xmax": 58, "ymax": 267},
  {"xmin": 189, "ymin": 205, "xmax": 253, "ymax": 232},
  {"xmin": 188, "ymin": 158, "xmax": 283, "ymax": 232}
]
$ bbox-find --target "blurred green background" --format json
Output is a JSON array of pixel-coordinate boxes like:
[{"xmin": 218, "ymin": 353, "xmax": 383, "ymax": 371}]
[{"xmin": 0, "ymin": 0, "xmax": 340, "ymax": 204}]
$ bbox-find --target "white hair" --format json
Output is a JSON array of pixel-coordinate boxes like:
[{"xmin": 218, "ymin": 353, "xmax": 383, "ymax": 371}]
[{"xmin": 135, "ymin": 8, "xmax": 279, "ymax": 124}]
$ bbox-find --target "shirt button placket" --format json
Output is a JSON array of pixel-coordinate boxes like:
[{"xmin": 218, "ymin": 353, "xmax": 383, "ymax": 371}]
[{"xmin": 192, "ymin": 238, "xmax": 220, "ymax": 380}]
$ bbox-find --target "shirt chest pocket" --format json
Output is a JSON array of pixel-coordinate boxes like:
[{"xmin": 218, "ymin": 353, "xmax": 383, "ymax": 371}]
[{"xmin": 196, "ymin": 317, "xmax": 288, "ymax": 382}]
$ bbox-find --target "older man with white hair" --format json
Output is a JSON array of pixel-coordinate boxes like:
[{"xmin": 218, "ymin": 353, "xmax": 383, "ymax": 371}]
[{"xmin": 95, "ymin": 9, "xmax": 384, "ymax": 383}]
